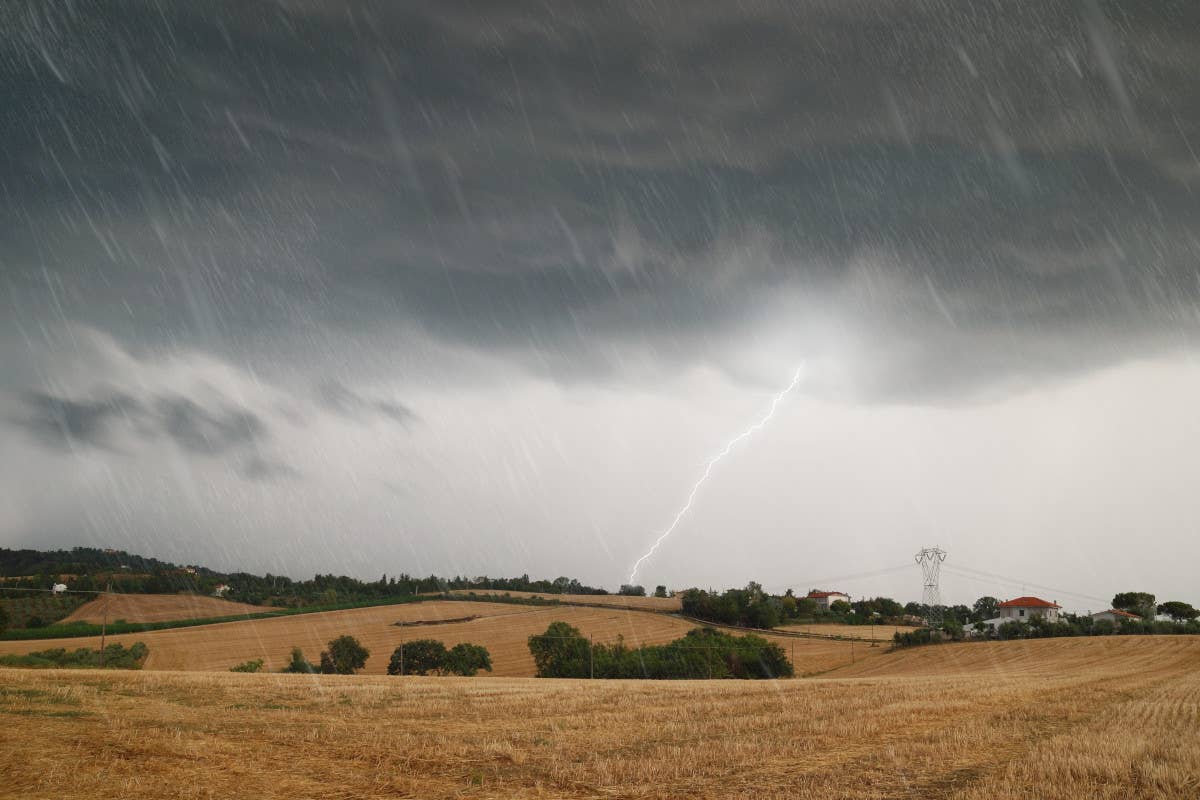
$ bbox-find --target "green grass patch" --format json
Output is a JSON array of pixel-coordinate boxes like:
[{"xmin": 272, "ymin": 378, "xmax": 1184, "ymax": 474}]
[{"xmin": 0, "ymin": 708, "xmax": 92, "ymax": 718}]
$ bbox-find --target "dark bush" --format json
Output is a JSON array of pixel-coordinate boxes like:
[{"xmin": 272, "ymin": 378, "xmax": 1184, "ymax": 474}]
[{"xmin": 281, "ymin": 647, "xmax": 317, "ymax": 674}]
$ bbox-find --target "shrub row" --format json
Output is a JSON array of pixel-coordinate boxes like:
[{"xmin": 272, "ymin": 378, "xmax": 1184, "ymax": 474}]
[
  {"xmin": 528, "ymin": 622, "xmax": 793, "ymax": 679},
  {"xmin": 0, "ymin": 642, "xmax": 148, "ymax": 669}
]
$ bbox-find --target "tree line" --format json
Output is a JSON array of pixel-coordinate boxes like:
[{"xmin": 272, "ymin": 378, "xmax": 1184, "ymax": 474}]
[
  {"xmin": 0, "ymin": 547, "xmax": 614, "ymax": 613},
  {"xmin": 527, "ymin": 621, "xmax": 793, "ymax": 679},
  {"xmin": 232, "ymin": 635, "xmax": 494, "ymax": 676},
  {"xmin": 896, "ymin": 591, "xmax": 1200, "ymax": 646}
]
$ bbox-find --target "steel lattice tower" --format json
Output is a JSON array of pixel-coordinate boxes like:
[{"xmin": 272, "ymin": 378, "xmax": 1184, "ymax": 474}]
[{"xmin": 914, "ymin": 547, "xmax": 947, "ymax": 625}]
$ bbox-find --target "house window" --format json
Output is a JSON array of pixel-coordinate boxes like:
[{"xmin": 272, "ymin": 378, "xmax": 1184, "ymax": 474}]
[{"xmin": 1019, "ymin": 609, "xmax": 1025, "ymax": 617}]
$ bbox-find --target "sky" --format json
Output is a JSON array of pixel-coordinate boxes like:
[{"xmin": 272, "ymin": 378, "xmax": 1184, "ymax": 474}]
[{"xmin": 3, "ymin": 1, "xmax": 1200, "ymax": 609}]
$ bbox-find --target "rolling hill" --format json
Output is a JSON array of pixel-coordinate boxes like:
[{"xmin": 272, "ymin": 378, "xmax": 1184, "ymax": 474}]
[
  {"xmin": 62, "ymin": 593, "xmax": 266, "ymax": 624},
  {"xmin": 0, "ymin": 598, "xmax": 879, "ymax": 676}
]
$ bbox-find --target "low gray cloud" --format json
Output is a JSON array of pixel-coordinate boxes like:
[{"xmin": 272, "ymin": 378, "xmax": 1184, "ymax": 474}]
[
  {"xmin": 240, "ymin": 454, "xmax": 301, "ymax": 482},
  {"xmin": 316, "ymin": 381, "xmax": 417, "ymax": 426},
  {"xmin": 15, "ymin": 389, "xmax": 267, "ymax": 457},
  {"xmin": 16, "ymin": 392, "xmax": 144, "ymax": 451},
  {"xmin": 155, "ymin": 396, "xmax": 266, "ymax": 455}
]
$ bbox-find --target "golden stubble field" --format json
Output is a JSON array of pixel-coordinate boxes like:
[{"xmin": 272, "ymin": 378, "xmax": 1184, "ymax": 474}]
[
  {"xmin": 1, "ymin": 636, "xmax": 1197, "ymax": 800},
  {"xmin": 0, "ymin": 600, "xmax": 877, "ymax": 676},
  {"xmin": 63, "ymin": 593, "xmax": 265, "ymax": 624}
]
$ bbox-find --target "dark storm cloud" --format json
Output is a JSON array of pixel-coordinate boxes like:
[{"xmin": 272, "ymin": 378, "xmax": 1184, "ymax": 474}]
[{"xmin": 4, "ymin": 1, "xmax": 1200, "ymax": 396}]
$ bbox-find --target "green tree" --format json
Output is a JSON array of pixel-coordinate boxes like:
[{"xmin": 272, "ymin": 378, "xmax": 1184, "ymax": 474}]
[
  {"xmin": 653, "ymin": 585, "xmax": 668, "ymax": 598},
  {"xmin": 1112, "ymin": 592, "xmax": 1156, "ymax": 619},
  {"xmin": 618, "ymin": 584, "xmax": 646, "ymax": 597},
  {"xmin": 282, "ymin": 647, "xmax": 317, "ymax": 674},
  {"xmin": 444, "ymin": 643, "xmax": 493, "ymax": 676},
  {"xmin": 319, "ymin": 635, "xmax": 369, "ymax": 675},
  {"xmin": 1157, "ymin": 601, "xmax": 1199, "ymax": 622},
  {"xmin": 972, "ymin": 596, "xmax": 999, "ymax": 621},
  {"xmin": 528, "ymin": 621, "xmax": 589, "ymax": 677},
  {"xmin": 829, "ymin": 599, "xmax": 851, "ymax": 616},
  {"xmin": 391, "ymin": 639, "xmax": 447, "ymax": 675}
]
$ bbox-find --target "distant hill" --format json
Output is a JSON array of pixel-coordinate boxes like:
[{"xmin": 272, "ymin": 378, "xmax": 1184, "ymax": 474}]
[
  {"xmin": 0, "ymin": 547, "xmax": 206, "ymax": 579},
  {"xmin": 0, "ymin": 546, "xmax": 618, "ymax": 611}
]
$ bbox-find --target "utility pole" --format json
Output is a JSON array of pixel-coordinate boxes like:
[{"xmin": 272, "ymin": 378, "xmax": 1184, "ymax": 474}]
[
  {"xmin": 98, "ymin": 581, "xmax": 111, "ymax": 669},
  {"xmin": 915, "ymin": 546, "xmax": 948, "ymax": 626}
]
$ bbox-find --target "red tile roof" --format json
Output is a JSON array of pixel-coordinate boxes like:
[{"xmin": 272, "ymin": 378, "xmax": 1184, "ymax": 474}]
[
  {"xmin": 806, "ymin": 590, "xmax": 849, "ymax": 599},
  {"xmin": 998, "ymin": 596, "xmax": 1061, "ymax": 609},
  {"xmin": 1095, "ymin": 609, "xmax": 1141, "ymax": 619}
]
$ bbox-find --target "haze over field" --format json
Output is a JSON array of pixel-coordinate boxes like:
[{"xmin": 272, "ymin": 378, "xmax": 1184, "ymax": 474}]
[{"xmin": 4, "ymin": 2, "xmax": 1200, "ymax": 604}]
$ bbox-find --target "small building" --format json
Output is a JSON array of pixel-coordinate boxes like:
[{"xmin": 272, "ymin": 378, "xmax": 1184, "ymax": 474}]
[
  {"xmin": 1090, "ymin": 609, "xmax": 1141, "ymax": 624},
  {"xmin": 51, "ymin": 583, "xmax": 68, "ymax": 595},
  {"xmin": 213, "ymin": 584, "xmax": 231, "ymax": 598},
  {"xmin": 806, "ymin": 590, "xmax": 851, "ymax": 611},
  {"xmin": 998, "ymin": 596, "xmax": 1061, "ymax": 622}
]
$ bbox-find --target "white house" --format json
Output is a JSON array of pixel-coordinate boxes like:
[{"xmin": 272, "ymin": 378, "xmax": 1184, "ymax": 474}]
[
  {"xmin": 806, "ymin": 590, "xmax": 851, "ymax": 611},
  {"xmin": 213, "ymin": 584, "xmax": 231, "ymax": 598},
  {"xmin": 997, "ymin": 596, "xmax": 1061, "ymax": 622},
  {"xmin": 51, "ymin": 583, "xmax": 68, "ymax": 595},
  {"xmin": 1090, "ymin": 609, "xmax": 1141, "ymax": 624}
]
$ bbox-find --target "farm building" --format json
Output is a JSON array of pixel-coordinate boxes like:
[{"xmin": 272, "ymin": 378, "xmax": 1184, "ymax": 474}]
[
  {"xmin": 213, "ymin": 584, "xmax": 231, "ymax": 598},
  {"xmin": 51, "ymin": 583, "xmax": 68, "ymax": 594},
  {"xmin": 998, "ymin": 596, "xmax": 1061, "ymax": 622},
  {"xmin": 806, "ymin": 590, "xmax": 851, "ymax": 611},
  {"xmin": 1090, "ymin": 609, "xmax": 1141, "ymax": 624}
]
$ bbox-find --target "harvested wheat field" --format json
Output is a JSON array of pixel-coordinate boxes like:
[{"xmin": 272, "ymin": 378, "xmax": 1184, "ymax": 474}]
[
  {"xmin": 446, "ymin": 589, "xmax": 682, "ymax": 612},
  {"xmin": 834, "ymin": 631, "xmax": 1200, "ymax": 679},
  {"xmin": 62, "ymin": 592, "xmax": 265, "ymax": 624},
  {"xmin": 0, "ymin": 601, "xmax": 867, "ymax": 676},
  {"xmin": 2, "ymin": 636, "xmax": 1198, "ymax": 800}
]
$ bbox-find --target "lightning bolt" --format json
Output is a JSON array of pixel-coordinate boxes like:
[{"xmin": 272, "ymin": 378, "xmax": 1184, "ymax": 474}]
[{"xmin": 628, "ymin": 366, "xmax": 804, "ymax": 584}]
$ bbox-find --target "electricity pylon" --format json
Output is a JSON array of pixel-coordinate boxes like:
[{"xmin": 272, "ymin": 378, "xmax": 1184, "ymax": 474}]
[{"xmin": 914, "ymin": 547, "xmax": 947, "ymax": 626}]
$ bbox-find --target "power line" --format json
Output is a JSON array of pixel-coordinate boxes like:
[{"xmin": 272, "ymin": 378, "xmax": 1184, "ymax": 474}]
[
  {"xmin": 781, "ymin": 563, "xmax": 913, "ymax": 593},
  {"xmin": 941, "ymin": 563, "xmax": 1106, "ymax": 604}
]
